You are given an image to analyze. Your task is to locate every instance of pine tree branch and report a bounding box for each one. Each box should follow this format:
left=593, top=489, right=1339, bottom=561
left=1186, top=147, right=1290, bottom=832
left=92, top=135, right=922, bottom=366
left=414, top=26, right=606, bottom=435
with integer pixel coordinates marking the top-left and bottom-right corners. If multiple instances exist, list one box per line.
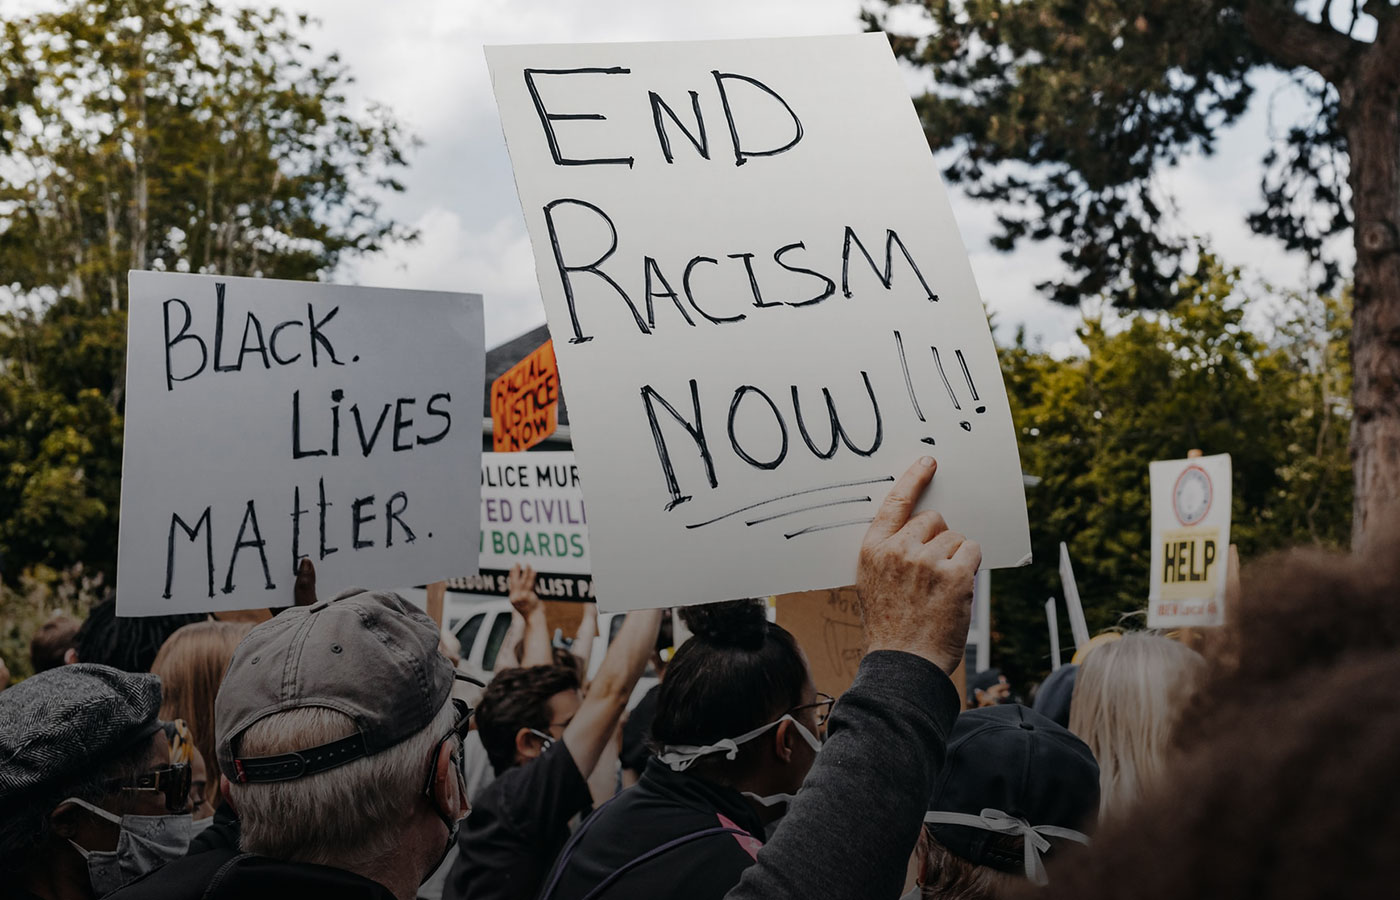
left=1241, top=0, right=1360, bottom=84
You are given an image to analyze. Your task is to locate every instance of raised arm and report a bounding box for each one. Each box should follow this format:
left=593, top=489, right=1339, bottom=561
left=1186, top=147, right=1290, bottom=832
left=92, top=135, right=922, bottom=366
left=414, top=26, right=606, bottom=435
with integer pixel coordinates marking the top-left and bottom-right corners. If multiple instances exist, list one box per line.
left=562, top=606, right=662, bottom=777
left=510, top=563, right=553, bottom=668
left=725, top=457, right=978, bottom=900
left=571, top=601, right=599, bottom=678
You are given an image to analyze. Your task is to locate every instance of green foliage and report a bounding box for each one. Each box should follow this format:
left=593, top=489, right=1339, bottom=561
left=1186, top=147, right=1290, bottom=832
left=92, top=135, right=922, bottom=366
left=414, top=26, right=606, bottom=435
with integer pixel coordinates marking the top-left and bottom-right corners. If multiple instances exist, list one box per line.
left=0, top=564, right=105, bottom=683
left=0, top=0, right=413, bottom=586
left=991, top=256, right=1352, bottom=686
left=865, top=0, right=1353, bottom=304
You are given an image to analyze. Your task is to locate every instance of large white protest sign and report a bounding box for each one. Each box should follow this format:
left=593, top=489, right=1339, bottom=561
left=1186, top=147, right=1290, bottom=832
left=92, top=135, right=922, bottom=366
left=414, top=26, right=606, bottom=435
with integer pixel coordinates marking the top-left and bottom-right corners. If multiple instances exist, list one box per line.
left=487, top=34, right=1031, bottom=611
left=1059, top=542, right=1090, bottom=652
left=118, top=272, right=484, bottom=616
left=1148, top=453, right=1231, bottom=628
left=452, top=451, right=594, bottom=600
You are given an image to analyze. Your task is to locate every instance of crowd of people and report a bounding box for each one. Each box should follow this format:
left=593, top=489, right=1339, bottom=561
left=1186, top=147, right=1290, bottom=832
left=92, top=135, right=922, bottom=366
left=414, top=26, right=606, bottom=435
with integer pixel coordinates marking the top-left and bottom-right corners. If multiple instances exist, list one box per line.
left=1, top=456, right=1395, bottom=900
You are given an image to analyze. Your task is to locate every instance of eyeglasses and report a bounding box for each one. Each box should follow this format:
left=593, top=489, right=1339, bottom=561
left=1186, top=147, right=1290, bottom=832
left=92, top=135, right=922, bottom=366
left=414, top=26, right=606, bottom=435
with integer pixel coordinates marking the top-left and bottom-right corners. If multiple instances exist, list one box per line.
left=103, top=763, right=192, bottom=813
left=422, top=673, right=484, bottom=800
left=787, top=692, right=836, bottom=727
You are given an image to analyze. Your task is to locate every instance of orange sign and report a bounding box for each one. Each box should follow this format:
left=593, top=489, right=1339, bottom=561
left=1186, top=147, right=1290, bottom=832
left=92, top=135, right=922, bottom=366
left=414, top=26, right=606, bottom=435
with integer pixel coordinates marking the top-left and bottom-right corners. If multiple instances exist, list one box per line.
left=492, top=340, right=560, bottom=452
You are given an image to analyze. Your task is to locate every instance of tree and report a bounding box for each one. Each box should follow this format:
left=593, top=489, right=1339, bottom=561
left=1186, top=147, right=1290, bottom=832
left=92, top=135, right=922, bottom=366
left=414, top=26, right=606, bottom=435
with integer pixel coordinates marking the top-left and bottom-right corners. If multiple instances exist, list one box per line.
left=866, top=0, right=1395, bottom=547
left=990, top=256, right=1352, bottom=685
left=0, top=0, right=415, bottom=581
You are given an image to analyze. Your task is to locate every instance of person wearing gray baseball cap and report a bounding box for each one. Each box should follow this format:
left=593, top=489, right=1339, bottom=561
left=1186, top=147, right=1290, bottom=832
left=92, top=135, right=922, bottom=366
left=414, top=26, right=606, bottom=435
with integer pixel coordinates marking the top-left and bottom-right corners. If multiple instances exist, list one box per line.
left=0, top=664, right=191, bottom=900
left=108, top=589, right=480, bottom=900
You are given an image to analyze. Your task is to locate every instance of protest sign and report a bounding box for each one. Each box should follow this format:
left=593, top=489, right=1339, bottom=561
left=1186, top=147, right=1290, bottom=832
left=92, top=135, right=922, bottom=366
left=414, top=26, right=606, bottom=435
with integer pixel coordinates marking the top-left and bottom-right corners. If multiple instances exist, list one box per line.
left=457, top=451, right=593, bottom=600
left=487, top=34, right=1031, bottom=611
left=1059, top=542, right=1090, bottom=652
left=118, top=272, right=485, bottom=616
left=774, top=586, right=863, bottom=698
left=492, top=339, right=560, bottom=451
left=1045, top=597, right=1062, bottom=671
left=1148, top=453, right=1232, bottom=628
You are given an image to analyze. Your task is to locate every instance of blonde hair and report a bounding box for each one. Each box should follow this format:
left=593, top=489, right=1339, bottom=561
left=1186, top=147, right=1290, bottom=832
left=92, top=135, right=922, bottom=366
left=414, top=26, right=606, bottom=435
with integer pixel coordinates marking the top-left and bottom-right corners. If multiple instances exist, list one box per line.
left=231, top=700, right=455, bottom=866
left=1069, top=632, right=1204, bottom=821
left=151, top=621, right=254, bottom=770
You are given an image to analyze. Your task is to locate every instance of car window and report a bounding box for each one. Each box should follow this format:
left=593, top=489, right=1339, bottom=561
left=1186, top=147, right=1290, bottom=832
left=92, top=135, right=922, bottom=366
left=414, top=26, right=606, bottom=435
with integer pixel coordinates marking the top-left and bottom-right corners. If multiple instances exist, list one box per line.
left=455, top=613, right=485, bottom=659
left=482, top=612, right=514, bottom=671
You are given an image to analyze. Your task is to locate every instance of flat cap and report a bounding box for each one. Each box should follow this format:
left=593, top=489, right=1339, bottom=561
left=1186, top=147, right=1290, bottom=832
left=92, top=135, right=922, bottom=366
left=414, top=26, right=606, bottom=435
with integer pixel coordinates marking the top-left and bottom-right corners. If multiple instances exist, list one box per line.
left=0, top=664, right=162, bottom=809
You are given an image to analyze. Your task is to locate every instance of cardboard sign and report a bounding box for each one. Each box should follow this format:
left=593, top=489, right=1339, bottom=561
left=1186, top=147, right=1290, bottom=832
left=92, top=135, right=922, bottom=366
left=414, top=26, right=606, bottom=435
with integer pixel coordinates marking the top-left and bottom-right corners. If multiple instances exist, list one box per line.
left=118, top=272, right=485, bottom=616
left=1045, top=597, right=1062, bottom=671
left=487, top=35, right=1031, bottom=611
left=491, top=339, right=560, bottom=451
left=774, top=586, right=864, bottom=698
left=456, top=451, right=594, bottom=600
left=1148, top=453, right=1231, bottom=628
left=1059, top=542, right=1090, bottom=652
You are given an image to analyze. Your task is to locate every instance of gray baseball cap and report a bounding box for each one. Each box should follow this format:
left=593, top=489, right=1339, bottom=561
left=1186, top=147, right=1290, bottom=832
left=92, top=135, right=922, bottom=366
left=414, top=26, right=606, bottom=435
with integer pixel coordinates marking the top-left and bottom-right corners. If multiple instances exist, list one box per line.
left=215, top=588, right=453, bottom=784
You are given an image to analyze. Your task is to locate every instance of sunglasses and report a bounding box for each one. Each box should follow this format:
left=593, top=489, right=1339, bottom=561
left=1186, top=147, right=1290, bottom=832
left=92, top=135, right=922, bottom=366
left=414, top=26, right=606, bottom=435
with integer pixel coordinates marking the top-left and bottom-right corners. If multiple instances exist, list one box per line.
left=104, top=763, right=192, bottom=813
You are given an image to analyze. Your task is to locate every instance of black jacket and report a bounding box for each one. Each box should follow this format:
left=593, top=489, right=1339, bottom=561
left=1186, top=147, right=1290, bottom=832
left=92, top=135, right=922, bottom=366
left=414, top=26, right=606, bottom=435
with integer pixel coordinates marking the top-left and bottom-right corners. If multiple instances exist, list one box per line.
left=541, top=757, right=768, bottom=900
left=106, top=851, right=396, bottom=900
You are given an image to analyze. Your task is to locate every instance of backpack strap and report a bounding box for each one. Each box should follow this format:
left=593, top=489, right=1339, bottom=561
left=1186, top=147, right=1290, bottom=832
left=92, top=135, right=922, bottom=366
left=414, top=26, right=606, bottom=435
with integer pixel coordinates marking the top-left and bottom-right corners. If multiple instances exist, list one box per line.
left=576, top=826, right=754, bottom=900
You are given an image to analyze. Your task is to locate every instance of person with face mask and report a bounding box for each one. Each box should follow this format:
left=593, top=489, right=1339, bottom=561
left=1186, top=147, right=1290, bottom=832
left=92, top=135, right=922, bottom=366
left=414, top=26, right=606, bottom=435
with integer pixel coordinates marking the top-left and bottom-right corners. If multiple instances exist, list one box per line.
left=0, top=664, right=193, bottom=900
left=539, top=598, right=827, bottom=900
left=105, top=590, right=478, bottom=900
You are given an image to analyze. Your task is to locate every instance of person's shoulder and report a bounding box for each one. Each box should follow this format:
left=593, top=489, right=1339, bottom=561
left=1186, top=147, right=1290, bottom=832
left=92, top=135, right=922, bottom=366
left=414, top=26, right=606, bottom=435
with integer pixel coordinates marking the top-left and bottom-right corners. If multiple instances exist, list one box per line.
left=107, top=848, right=241, bottom=900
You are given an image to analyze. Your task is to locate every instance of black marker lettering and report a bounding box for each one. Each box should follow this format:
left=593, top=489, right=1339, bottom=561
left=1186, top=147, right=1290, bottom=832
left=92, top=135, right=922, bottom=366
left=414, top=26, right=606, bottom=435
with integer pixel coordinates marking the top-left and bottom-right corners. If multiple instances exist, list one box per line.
left=729, top=252, right=780, bottom=308
left=728, top=384, right=789, bottom=470
left=213, top=283, right=237, bottom=372
left=353, top=402, right=391, bottom=456
left=641, top=380, right=717, bottom=510
left=385, top=491, right=416, bottom=546
left=292, top=390, right=327, bottom=459
left=291, top=486, right=308, bottom=573
left=774, top=242, right=836, bottom=306
left=523, top=67, right=635, bottom=167
left=236, top=313, right=271, bottom=370
left=712, top=71, right=804, bottom=166
left=643, top=256, right=696, bottom=327
left=392, top=398, right=416, bottom=451
left=544, top=198, right=650, bottom=342
left=318, top=477, right=338, bottom=560
left=649, top=90, right=709, bottom=163
left=307, top=305, right=346, bottom=366
left=683, top=256, right=746, bottom=324
left=842, top=227, right=938, bottom=301
left=269, top=319, right=303, bottom=365
left=223, top=500, right=275, bottom=594
left=418, top=393, right=453, bottom=446
left=163, top=298, right=207, bottom=391
left=163, top=507, right=213, bottom=599
left=791, top=371, right=884, bottom=459
left=352, top=495, right=376, bottom=549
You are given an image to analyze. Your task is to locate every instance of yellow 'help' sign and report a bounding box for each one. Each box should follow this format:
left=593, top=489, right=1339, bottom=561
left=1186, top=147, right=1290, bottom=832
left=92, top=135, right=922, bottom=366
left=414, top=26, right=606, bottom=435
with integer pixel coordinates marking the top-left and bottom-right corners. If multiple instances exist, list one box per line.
left=1148, top=453, right=1231, bottom=628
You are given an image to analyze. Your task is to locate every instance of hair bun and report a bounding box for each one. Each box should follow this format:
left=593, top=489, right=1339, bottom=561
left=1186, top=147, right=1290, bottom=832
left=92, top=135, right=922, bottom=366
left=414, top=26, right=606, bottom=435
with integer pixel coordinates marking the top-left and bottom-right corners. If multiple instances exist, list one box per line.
left=680, top=599, right=768, bottom=651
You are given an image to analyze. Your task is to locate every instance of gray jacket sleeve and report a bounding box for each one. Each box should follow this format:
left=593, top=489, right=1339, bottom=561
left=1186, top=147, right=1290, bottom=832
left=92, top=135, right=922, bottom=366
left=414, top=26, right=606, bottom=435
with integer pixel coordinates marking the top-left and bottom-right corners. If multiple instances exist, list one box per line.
left=723, top=650, right=962, bottom=900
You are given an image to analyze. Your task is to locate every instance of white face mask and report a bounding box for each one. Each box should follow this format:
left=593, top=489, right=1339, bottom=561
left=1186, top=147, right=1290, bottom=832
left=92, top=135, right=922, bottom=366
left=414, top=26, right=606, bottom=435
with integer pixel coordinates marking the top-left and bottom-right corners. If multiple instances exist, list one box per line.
left=657, top=713, right=823, bottom=772
left=64, top=797, right=192, bottom=897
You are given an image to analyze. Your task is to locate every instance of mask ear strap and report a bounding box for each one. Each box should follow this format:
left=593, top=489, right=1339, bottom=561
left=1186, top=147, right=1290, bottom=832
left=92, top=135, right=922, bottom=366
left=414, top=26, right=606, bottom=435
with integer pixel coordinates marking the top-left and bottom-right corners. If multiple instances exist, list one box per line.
left=60, top=797, right=122, bottom=826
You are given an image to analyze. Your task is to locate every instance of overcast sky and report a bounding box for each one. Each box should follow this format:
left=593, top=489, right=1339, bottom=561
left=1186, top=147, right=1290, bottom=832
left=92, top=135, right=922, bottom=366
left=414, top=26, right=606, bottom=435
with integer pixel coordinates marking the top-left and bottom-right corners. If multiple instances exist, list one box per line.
left=4, top=0, right=1354, bottom=353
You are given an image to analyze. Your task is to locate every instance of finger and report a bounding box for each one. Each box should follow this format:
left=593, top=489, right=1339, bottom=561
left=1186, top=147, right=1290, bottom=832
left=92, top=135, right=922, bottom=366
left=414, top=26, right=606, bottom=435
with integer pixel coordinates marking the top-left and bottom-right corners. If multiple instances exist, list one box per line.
left=864, top=457, right=937, bottom=545
left=951, top=538, right=983, bottom=573
left=897, top=510, right=948, bottom=546
left=523, top=565, right=536, bottom=588
left=294, top=559, right=317, bottom=607
left=921, top=528, right=965, bottom=561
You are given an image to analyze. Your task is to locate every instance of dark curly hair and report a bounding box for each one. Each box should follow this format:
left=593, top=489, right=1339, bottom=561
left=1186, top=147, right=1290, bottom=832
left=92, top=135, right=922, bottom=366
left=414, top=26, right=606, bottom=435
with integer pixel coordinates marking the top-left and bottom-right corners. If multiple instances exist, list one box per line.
left=649, top=599, right=809, bottom=775
left=476, top=665, right=581, bottom=775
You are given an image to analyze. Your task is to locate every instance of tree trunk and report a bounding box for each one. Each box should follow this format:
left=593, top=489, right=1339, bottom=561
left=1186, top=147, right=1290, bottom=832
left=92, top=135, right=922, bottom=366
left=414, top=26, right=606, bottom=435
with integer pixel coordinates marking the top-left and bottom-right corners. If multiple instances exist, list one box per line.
left=1344, top=54, right=1400, bottom=551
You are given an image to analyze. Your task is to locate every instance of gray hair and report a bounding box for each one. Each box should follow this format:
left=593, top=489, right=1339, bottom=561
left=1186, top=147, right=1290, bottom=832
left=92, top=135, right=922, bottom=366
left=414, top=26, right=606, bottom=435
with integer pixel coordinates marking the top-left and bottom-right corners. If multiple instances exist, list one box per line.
left=1069, top=632, right=1205, bottom=821
left=232, top=699, right=455, bottom=866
